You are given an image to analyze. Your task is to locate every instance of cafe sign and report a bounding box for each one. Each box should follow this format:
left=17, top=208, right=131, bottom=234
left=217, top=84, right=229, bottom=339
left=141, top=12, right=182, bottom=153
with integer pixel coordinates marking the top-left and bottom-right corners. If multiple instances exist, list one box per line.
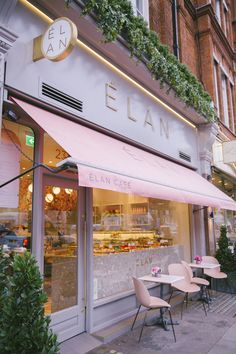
left=33, top=17, right=78, bottom=62
left=223, top=140, right=236, bottom=164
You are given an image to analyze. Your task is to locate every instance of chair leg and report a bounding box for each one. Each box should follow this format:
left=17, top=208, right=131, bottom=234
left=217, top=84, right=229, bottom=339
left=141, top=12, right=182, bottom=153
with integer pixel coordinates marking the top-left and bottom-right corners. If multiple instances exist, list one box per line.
left=168, top=289, right=174, bottom=304
left=201, top=296, right=207, bottom=316
left=138, top=310, right=147, bottom=342
left=181, top=293, right=187, bottom=319
left=185, top=292, right=189, bottom=309
left=131, top=305, right=141, bottom=331
left=168, top=309, right=176, bottom=342
left=207, top=287, right=211, bottom=303
left=202, top=286, right=210, bottom=310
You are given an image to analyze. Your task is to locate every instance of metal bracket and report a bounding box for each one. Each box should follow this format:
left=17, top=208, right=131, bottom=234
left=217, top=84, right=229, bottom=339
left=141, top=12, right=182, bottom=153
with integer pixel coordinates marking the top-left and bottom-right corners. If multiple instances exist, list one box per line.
left=0, top=163, right=70, bottom=189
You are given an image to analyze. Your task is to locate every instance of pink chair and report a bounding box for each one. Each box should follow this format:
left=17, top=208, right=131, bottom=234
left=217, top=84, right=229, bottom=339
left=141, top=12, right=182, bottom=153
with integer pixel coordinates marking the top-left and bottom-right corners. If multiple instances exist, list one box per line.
left=132, top=277, right=176, bottom=342
left=168, top=263, right=207, bottom=318
left=202, top=256, right=227, bottom=279
left=181, top=260, right=210, bottom=307
left=201, top=256, right=230, bottom=294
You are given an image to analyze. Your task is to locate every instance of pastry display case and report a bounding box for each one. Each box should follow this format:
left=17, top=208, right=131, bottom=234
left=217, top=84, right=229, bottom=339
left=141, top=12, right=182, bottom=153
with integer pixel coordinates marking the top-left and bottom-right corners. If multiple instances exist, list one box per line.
left=93, top=231, right=173, bottom=255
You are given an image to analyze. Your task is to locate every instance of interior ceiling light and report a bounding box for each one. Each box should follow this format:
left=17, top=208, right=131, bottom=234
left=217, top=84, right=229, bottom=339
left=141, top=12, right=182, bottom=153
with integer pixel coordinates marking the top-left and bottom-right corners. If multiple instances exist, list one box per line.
left=28, top=183, right=33, bottom=193
left=65, top=188, right=73, bottom=195
left=45, top=193, right=54, bottom=203
left=52, top=186, right=61, bottom=195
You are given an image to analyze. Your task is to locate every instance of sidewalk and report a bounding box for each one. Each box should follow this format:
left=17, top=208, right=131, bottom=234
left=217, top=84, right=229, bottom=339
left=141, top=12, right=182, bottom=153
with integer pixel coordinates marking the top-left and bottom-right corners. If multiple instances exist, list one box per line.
left=60, top=292, right=236, bottom=354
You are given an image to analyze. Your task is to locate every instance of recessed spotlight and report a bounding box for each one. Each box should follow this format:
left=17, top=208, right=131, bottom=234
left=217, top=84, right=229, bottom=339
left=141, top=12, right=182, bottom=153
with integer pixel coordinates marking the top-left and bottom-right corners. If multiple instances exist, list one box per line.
left=52, top=187, right=61, bottom=195
left=45, top=193, right=54, bottom=203
left=65, top=188, right=73, bottom=195
left=28, top=183, right=33, bottom=193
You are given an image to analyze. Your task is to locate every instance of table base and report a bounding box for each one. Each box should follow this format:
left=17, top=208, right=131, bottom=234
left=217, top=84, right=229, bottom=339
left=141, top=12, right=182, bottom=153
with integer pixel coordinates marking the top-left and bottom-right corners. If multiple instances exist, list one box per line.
left=146, top=316, right=180, bottom=331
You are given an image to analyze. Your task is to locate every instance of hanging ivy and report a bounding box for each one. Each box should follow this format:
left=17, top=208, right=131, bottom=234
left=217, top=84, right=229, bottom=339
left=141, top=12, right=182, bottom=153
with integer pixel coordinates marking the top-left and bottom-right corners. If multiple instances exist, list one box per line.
left=81, top=0, right=217, bottom=122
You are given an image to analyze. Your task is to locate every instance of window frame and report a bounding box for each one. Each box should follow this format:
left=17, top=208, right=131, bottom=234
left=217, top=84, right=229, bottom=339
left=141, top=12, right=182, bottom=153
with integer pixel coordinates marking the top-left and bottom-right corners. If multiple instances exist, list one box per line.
left=215, top=0, right=221, bottom=25
left=221, top=72, right=230, bottom=128
left=130, top=0, right=149, bottom=26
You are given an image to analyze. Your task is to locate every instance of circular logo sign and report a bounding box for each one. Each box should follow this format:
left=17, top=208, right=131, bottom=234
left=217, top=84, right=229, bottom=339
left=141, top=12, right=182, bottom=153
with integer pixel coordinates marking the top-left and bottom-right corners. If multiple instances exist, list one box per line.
left=41, top=17, right=78, bottom=62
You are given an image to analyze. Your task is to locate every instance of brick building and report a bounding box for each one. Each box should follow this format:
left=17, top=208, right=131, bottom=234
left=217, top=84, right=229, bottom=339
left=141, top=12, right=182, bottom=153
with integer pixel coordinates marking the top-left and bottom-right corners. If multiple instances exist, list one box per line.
left=149, top=0, right=236, bottom=244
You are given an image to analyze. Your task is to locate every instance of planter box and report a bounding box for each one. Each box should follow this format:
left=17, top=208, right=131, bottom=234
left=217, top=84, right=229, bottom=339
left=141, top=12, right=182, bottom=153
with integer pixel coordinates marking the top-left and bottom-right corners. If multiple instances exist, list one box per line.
left=213, top=271, right=236, bottom=294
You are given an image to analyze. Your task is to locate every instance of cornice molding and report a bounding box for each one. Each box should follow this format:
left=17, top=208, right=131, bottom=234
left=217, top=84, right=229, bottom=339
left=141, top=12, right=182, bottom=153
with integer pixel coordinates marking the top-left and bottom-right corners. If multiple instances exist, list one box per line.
left=184, top=1, right=235, bottom=61
left=196, top=4, right=235, bottom=59
left=0, top=26, right=18, bottom=55
left=184, top=0, right=196, bottom=19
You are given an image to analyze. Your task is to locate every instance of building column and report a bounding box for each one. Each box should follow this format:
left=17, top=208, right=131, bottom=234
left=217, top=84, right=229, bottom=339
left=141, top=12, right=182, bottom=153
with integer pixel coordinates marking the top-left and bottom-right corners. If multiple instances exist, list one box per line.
left=198, top=122, right=218, bottom=179
left=0, top=0, right=18, bottom=138
left=193, top=122, right=219, bottom=256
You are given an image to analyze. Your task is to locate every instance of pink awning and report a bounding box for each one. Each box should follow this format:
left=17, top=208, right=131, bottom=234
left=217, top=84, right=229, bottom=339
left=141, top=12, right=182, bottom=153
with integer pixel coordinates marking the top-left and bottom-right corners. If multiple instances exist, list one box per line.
left=13, top=98, right=236, bottom=210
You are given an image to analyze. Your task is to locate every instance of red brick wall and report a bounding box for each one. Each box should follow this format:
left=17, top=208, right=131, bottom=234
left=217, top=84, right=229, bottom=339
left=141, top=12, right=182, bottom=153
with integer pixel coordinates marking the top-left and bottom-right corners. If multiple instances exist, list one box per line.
left=149, top=0, right=236, bottom=133
left=149, top=0, right=174, bottom=53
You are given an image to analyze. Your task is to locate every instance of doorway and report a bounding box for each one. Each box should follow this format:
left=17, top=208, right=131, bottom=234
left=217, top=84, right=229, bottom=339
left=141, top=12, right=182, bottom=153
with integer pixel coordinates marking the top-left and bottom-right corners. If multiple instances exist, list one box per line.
left=43, top=175, right=86, bottom=341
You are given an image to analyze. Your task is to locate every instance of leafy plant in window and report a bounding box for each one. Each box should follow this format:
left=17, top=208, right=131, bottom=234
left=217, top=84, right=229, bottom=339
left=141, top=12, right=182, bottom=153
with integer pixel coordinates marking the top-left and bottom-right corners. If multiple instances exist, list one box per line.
left=81, top=0, right=217, bottom=122
left=0, top=251, right=59, bottom=354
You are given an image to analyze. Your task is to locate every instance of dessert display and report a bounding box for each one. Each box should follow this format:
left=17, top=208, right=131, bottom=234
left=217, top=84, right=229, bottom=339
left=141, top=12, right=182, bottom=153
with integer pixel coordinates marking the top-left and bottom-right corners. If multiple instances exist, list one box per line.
left=93, top=231, right=173, bottom=255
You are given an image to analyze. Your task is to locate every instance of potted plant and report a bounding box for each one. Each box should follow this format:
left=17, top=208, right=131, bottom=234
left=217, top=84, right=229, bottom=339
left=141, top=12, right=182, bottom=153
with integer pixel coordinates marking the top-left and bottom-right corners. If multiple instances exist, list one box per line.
left=215, top=224, right=236, bottom=293
left=0, top=250, right=59, bottom=354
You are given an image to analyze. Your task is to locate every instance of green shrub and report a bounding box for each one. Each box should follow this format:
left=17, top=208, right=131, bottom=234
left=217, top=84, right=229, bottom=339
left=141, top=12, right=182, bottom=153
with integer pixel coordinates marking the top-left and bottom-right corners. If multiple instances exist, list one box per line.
left=0, top=251, right=59, bottom=354
left=215, top=224, right=235, bottom=273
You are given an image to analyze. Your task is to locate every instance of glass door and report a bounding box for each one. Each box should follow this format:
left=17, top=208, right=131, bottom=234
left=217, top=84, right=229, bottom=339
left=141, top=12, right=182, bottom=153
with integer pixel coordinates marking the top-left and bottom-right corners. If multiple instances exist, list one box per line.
left=43, top=176, right=85, bottom=339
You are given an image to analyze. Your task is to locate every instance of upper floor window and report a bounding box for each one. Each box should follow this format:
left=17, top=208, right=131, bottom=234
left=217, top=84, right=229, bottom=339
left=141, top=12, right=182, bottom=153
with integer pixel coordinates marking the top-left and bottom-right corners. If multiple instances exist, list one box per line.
left=215, top=0, right=221, bottom=25
left=229, top=83, right=235, bottom=133
left=130, top=0, right=149, bottom=25
left=213, top=60, right=220, bottom=116
left=221, top=73, right=229, bottom=127
left=223, top=2, right=229, bottom=38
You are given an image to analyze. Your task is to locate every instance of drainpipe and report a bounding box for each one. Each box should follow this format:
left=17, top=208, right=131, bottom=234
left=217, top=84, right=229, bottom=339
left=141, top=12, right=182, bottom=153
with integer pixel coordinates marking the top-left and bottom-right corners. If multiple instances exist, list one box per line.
left=172, top=0, right=180, bottom=60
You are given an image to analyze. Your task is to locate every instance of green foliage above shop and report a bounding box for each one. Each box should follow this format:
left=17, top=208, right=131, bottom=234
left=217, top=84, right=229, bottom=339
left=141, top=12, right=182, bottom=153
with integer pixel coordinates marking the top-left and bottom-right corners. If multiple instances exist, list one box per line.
left=81, top=0, right=217, bottom=123
left=0, top=250, right=59, bottom=354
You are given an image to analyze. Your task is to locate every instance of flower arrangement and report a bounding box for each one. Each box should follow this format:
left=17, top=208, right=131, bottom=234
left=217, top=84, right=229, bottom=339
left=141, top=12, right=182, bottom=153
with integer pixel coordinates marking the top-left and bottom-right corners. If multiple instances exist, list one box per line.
left=194, top=255, right=202, bottom=264
left=151, top=266, right=161, bottom=277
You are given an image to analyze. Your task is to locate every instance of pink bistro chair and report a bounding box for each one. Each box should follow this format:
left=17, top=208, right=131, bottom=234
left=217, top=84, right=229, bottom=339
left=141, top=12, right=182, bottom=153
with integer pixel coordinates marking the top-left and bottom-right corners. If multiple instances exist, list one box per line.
left=201, top=256, right=230, bottom=294
left=181, top=260, right=211, bottom=308
left=168, top=263, right=207, bottom=319
left=132, top=277, right=176, bottom=343
left=201, top=256, right=227, bottom=279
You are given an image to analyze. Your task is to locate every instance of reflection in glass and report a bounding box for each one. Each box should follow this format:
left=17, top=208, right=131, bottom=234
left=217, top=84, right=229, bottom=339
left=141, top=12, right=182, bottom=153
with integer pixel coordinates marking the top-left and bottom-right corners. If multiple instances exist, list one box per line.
left=93, top=189, right=190, bottom=300
left=44, top=186, right=78, bottom=314
left=0, top=120, right=34, bottom=252
left=93, top=189, right=190, bottom=256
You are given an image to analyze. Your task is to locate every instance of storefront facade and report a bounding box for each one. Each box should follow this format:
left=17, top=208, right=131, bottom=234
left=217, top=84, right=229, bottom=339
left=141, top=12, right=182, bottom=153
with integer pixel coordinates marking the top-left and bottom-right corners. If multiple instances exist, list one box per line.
left=1, top=0, right=236, bottom=342
left=212, top=139, right=236, bottom=245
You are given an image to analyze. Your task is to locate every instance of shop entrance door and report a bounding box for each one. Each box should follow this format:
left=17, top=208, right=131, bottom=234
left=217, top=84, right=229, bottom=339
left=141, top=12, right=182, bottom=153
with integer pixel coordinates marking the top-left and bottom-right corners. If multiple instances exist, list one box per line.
left=43, top=175, right=85, bottom=341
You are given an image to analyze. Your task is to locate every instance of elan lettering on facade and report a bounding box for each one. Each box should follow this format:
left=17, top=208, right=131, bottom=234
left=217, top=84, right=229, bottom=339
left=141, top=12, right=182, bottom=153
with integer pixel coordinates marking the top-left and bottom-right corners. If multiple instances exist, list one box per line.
left=105, top=82, right=170, bottom=139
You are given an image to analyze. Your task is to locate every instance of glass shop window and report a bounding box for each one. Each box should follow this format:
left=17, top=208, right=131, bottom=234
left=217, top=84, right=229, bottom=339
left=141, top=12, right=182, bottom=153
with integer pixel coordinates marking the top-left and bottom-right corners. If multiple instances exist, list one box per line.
left=0, top=120, right=34, bottom=252
left=93, top=189, right=190, bottom=300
